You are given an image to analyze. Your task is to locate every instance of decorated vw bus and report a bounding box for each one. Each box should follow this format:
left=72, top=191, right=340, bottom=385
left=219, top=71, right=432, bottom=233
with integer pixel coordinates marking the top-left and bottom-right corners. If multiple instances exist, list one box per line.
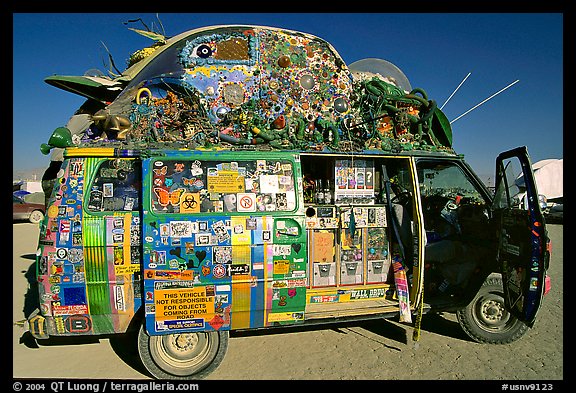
left=27, top=24, right=550, bottom=379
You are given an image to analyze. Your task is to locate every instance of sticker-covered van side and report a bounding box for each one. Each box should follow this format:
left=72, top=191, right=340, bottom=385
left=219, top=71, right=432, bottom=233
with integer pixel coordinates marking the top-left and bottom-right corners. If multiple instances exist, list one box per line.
left=142, top=152, right=307, bottom=335
left=37, top=157, right=142, bottom=336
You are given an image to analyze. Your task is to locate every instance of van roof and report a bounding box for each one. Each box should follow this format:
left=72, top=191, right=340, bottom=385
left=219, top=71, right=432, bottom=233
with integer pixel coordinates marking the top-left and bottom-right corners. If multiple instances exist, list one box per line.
left=47, top=24, right=456, bottom=158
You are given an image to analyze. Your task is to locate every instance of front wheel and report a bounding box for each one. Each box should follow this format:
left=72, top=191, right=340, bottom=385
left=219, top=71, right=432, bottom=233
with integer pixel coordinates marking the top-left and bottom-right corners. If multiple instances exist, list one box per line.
left=456, top=275, right=529, bottom=344
left=137, top=323, right=229, bottom=380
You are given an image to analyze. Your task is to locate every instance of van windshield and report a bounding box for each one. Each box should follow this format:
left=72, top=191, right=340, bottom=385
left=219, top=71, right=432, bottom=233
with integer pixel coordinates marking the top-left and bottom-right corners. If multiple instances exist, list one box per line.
left=418, top=163, right=484, bottom=203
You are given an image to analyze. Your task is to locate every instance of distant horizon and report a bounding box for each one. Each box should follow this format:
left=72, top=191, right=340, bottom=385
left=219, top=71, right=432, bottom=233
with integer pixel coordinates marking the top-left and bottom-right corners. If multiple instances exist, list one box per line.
left=12, top=166, right=498, bottom=189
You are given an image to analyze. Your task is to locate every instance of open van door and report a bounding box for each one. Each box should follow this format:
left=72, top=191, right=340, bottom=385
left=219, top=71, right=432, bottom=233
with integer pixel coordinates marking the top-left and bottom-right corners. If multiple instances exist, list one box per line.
left=492, top=146, right=548, bottom=327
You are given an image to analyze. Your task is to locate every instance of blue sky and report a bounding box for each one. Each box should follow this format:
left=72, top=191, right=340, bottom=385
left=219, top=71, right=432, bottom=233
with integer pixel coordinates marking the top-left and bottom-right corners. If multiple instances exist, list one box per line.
left=13, top=13, right=563, bottom=183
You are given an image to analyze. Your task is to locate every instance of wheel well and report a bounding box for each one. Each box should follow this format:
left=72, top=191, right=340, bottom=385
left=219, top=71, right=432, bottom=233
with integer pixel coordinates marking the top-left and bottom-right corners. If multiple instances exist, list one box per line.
left=125, top=307, right=145, bottom=334
left=428, top=270, right=502, bottom=313
left=461, top=271, right=502, bottom=303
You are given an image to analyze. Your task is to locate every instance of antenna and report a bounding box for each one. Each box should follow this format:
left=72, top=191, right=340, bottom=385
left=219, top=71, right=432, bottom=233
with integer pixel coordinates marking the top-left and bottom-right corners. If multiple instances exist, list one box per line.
left=450, top=79, right=520, bottom=124
left=100, top=41, right=123, bottom=77
left=440, top=72, right=471, bottom=110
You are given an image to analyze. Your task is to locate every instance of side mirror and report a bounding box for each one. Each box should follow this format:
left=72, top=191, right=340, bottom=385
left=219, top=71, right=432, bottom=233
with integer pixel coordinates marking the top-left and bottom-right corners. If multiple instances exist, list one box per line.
left=538, top=194, right=548, bottom=212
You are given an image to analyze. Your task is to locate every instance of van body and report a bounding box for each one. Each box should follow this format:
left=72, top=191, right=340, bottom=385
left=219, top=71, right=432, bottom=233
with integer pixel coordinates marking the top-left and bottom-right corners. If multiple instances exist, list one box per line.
left=27, top=24, right=550, bottom=379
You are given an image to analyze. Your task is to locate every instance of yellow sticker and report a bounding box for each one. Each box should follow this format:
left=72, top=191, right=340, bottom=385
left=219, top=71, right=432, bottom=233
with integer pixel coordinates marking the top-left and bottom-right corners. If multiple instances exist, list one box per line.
left=273, top=260, right=290, bottom=275
left=155, top=287, right=215, bottom=321
left=207, top=170, right=245, bottom=193
left=267, top=312, right=300, bottom=323
left=180, top=192, right=201, bottom=213
left=114, top=264, right=140, bottom=275
left=48, top=204, right=59, bottom=218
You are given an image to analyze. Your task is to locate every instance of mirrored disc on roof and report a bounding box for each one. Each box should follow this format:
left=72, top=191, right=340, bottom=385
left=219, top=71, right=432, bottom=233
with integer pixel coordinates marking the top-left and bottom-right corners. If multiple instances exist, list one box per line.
left=349, top=58, right=412, bottom=93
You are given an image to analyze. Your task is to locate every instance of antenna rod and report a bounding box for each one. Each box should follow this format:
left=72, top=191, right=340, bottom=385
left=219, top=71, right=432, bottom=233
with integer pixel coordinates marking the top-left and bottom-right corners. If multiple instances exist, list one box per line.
left=440, top=72, right=471, bottom=110
left=450, top=79, right=520, bottom=124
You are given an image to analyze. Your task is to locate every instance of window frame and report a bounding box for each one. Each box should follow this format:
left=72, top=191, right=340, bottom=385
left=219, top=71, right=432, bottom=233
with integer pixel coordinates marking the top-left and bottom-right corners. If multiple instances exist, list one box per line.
left=147, top=156, right=300, bottom=216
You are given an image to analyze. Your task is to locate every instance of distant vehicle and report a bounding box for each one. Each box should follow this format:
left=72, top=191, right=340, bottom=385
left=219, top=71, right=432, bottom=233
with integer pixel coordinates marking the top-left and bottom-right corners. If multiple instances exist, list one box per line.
left=13, top=180, right=43, bottom=194
left=516, top=158, right=562, bottom=220
left=13, top=195, right=45, bottom=224
left=545, top=203, right=563, bottom=224
left=13, top=190, right=31, bottom=198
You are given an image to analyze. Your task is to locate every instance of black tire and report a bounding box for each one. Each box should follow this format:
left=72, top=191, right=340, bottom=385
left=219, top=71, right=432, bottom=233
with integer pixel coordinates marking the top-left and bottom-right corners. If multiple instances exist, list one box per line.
left=137, top=323, right=229, bottom=380
left=456, top=275, right=529, bottom=344
left=29, top=210, right=44, bottom=224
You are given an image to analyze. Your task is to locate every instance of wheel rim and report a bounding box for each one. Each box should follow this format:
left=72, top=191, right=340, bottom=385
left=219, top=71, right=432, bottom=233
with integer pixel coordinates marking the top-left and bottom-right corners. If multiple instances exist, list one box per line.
left=30, top=211, right=44, bottom=223
left=472, top=291, right=515, bottom=333
left=149, top=332, right=216, bottom=377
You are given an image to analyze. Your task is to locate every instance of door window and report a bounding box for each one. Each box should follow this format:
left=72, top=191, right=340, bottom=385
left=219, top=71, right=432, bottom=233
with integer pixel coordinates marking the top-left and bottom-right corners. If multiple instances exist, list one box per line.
left=87, top=159, right=141, bottom=212
left=150, top=159, right=297, bottom=214
left=417, top=160, right=492, bottom=295
left=417, top=161, right=488, bottom=238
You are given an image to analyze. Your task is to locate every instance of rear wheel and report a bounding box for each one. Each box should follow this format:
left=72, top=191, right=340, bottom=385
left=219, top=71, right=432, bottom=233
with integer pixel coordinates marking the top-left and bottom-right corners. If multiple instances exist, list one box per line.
left=456, top=275, right=529, bottom=344
left=137, top=323, right=228, bottom=380
left=29, top=210, right=44, bottom=224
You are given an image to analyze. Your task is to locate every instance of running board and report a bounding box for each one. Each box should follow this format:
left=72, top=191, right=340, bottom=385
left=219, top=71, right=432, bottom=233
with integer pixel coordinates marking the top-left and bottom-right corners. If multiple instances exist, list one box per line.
left=305, top=298, right=401, bottom=320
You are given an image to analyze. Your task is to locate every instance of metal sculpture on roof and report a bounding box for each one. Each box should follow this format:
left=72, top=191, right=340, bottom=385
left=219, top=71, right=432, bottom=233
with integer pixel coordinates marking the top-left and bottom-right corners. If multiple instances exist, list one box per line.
left=41, top=23, right=454, bottom=156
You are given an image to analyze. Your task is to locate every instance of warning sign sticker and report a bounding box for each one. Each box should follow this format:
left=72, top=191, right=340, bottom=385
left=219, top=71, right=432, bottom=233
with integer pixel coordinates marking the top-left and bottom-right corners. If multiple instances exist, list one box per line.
left=207, top=170, right=245, bottom=193
left=155, top=287, right=215, bottom=321
left=237, top=193, right=256, bottom=212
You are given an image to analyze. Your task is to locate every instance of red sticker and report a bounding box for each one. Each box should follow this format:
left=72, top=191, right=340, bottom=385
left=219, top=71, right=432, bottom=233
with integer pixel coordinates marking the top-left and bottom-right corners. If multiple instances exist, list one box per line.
left=209, top=314, right=225, bottom=330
